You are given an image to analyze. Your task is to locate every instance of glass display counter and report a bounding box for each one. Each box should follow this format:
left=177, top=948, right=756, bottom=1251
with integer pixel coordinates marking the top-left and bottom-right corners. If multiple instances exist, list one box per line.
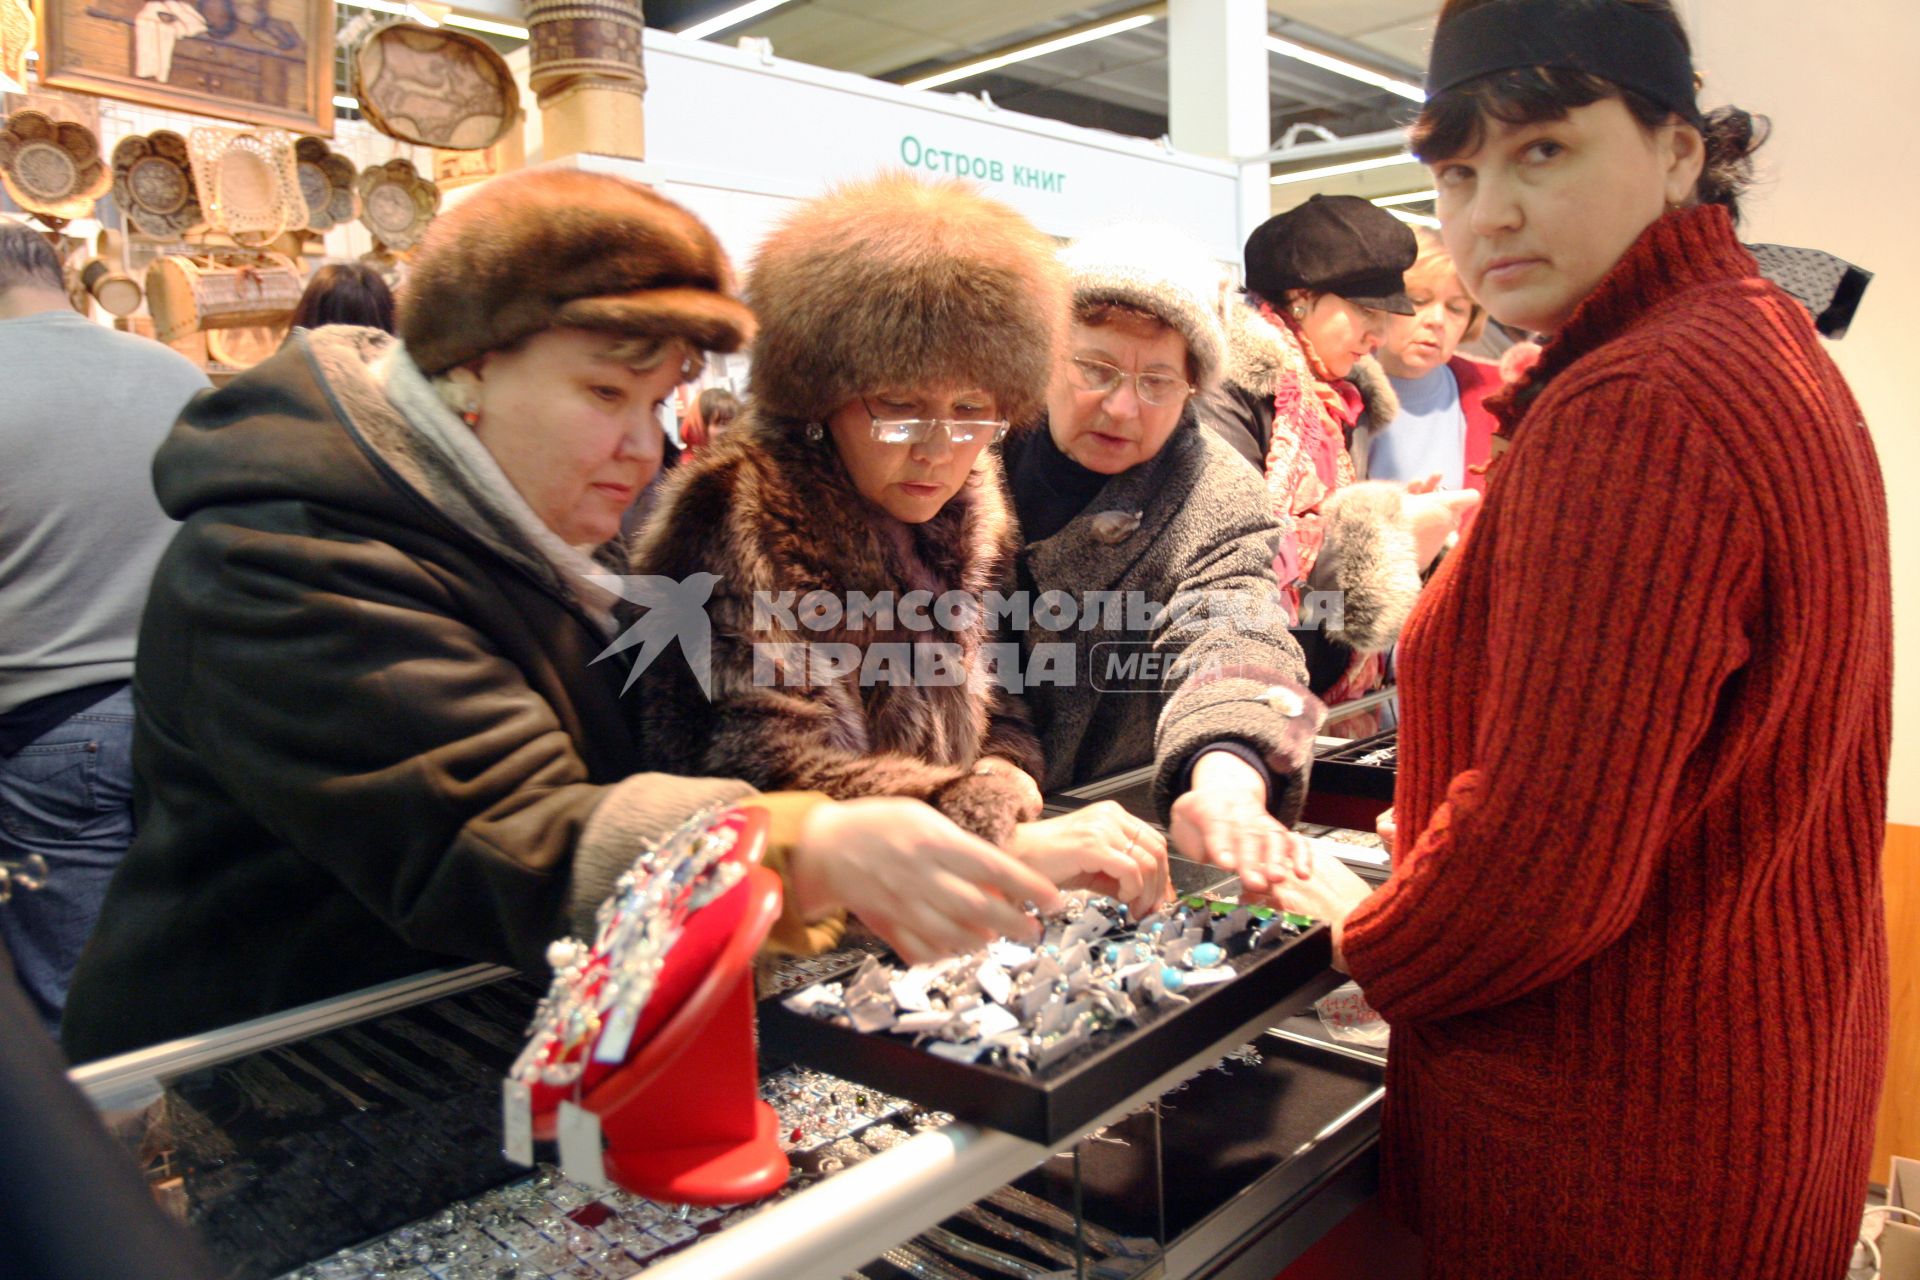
left=70, top=841, right=1386, bottom=1280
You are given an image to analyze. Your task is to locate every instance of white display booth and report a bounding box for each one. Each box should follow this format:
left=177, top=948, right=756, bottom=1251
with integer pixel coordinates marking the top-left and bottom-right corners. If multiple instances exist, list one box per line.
left=507, top=28, right=1247, bottom=269
left=489, top=28, right=1249, bottom=422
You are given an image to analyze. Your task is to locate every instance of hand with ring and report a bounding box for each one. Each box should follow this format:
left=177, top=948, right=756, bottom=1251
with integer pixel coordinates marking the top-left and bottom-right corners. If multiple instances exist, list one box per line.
left=1006, top=800, right=1170, bottom=918
left=786, top=797, right=1062, bottom=964
left=1169, top=749, right=1313, bottom=895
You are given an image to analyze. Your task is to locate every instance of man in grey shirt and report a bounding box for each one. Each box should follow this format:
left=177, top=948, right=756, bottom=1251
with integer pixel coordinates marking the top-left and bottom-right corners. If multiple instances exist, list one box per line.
left=0, top=222, right=208, bottom=1031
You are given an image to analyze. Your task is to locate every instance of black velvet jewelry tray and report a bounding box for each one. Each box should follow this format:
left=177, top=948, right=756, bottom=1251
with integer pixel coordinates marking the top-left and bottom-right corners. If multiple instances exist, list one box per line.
left=758, top=917, right=1332, bottom=1146
left=1300, top=725, right=1399, bottom=830
left=1308, top=726, right=1399, bottom=801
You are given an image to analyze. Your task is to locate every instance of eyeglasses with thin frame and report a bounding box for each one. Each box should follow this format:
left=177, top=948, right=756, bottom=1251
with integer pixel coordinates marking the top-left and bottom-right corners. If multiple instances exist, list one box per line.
left=1065, top=355, right=1193, bottom=407
left=863, top=397, right=1010, bottom=446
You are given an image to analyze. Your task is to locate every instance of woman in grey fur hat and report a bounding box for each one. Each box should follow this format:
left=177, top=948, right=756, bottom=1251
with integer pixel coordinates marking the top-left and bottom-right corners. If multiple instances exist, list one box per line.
left=1004, top=223, right=1323, bottom=884
left=631, top=174, right=1171, bottom=930
left=63, top=168, right=1063, bottom=1062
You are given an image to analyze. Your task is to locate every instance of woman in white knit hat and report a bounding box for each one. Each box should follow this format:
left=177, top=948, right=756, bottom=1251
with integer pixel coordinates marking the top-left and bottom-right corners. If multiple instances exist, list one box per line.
left=1004, top=224, right=1322, bottom=885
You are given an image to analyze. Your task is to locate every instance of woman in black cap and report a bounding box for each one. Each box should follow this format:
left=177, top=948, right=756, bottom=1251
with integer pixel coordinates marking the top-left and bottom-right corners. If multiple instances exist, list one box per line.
left=1199, top=194, right=1477, bottom=703
left=1244, top=2, right=1891, bottom=1276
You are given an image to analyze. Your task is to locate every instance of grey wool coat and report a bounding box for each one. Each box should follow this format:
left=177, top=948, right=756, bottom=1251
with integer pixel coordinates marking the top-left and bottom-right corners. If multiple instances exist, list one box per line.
left=1010, top=416, right=1324, bottom=823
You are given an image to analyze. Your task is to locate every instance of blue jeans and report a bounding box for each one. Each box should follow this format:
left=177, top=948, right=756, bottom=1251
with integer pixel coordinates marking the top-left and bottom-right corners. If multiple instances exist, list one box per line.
left=0, top=685, right=136, bottom=1032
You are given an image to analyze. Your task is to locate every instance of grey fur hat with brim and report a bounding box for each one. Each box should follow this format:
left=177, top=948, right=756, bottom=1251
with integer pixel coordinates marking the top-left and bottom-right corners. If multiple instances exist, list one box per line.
left=1058, top=223, right=1229, bottom=393
left=745, top=172, right=1067, bottom=428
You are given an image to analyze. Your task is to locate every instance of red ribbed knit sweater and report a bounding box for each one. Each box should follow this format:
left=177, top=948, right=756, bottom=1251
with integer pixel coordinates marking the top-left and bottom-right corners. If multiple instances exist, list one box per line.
left=1342, top=206, right=1891, bottom=1279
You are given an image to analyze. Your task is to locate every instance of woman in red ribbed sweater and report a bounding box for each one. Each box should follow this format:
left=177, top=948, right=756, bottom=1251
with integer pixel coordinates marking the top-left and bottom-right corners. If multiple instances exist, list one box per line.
left=1238, top=1, right=1893, bottom=1275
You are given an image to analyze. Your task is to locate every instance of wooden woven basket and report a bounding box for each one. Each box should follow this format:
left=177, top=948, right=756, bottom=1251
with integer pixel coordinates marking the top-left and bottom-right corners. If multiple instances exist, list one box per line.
left=146, top=251, right=302, bottom=343
left=352, top=20, right=520, bottom=150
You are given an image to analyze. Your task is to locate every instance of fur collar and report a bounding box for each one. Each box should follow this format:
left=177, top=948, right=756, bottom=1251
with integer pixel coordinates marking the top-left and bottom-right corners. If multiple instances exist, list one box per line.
left=635, top=409, right=1017, bottom=632
left=1221, top=300, right=1400, bottom=425
left=629, top=408, right=1019, bottom=768
left=303, top=326, right=618, bottom=632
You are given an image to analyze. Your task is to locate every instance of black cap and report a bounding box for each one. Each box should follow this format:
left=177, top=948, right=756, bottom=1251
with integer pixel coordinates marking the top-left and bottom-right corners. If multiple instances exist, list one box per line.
left=1244, top=194, right=1419, bottom=315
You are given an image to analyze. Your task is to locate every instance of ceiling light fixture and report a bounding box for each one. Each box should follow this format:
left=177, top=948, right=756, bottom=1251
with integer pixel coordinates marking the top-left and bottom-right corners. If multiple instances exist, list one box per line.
left=1270, top=153, right=1417, bottom=185
left=1267, top=36, right=1424, bottom=102
left=906, top=13, right=1159, bottom=91
left=679, top=0, right=799, bottom=41
left=1372, top=189, right=1439, bottom=207
left=1387, top=208, right=1441, bottom=229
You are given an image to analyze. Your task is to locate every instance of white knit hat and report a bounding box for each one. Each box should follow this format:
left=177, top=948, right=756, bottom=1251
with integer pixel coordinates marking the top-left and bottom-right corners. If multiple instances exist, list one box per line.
left=1058, top=222, right=1229, bottom=393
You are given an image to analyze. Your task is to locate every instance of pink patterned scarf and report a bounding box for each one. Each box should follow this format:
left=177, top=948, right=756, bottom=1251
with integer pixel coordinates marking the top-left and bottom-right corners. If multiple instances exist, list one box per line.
left=1255, top=300, right=1358, bottom=612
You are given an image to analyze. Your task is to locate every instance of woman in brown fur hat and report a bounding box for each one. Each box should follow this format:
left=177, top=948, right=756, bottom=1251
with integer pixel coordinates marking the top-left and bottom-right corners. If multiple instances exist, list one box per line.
left=632, top=174, right=1170, bottom=928
left=64, top=169, right=1062, bottom=1061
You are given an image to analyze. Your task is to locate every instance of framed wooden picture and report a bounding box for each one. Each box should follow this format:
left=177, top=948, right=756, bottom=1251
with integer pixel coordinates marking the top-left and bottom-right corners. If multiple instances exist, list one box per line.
left=35, top=0, right=334, bottom=134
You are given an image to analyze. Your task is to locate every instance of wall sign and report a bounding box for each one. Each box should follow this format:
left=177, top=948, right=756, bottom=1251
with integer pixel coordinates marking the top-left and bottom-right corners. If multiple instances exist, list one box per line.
left=638, top=30, right=1240, bottom=259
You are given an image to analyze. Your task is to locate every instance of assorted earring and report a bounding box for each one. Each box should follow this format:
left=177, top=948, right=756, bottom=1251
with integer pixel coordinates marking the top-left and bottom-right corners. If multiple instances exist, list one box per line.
left=781, top=889, right=1313, bottom=1076
left=435, top=369, right=484, bottom=427
left=803, top=421, right=825, bottom=443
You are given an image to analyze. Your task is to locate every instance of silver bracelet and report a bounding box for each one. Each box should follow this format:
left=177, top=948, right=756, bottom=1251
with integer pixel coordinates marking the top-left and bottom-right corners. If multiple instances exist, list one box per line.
left=267, top=1045, right=376, bottom=1111
left=430, top=991, right=534, bottom=1053
left=304, top=1035, right=433, bottom=1108
left=956, top=1205, right=1078, bottom=1268
left=371, top=1015, right=496, bottom=1086
left=882, top=1243, right=974, bottom=1280
left=924, top=1224, right=1050, bottom=1280
left=985, top=1186, right=1133, bottom=1258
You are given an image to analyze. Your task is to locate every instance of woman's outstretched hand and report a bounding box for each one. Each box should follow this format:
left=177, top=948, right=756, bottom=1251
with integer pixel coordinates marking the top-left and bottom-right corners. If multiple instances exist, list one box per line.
left=786, top=797, right=1062, bottom=964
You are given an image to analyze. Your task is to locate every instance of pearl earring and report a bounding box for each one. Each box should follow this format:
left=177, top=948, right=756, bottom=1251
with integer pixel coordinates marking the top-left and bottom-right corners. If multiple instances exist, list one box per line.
left=804, top=422, right=825, bottom=443
left=1291, top=304, right=1308, bottom=319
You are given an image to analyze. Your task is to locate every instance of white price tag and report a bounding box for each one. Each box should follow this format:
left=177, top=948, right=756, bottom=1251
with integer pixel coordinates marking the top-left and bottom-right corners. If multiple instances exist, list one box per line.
left=1182, top=965, right=1237, bottom=987
left=595, top=1003, right=637, bottom=1064
left=501, top=1078, right=534, bottom=1167
left=557, top=1099, right=610, bottom=1188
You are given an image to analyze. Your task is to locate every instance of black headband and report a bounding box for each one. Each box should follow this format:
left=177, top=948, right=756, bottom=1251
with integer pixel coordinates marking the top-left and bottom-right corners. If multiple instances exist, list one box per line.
left=1426, top=0, right=1704, bottom=126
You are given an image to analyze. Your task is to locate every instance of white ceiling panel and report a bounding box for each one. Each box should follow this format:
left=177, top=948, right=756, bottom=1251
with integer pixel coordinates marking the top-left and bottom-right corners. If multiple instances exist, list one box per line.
left=1269, top=0, right=1438, bottom=38
left=848, top=0, right=1115, bottom=46
left=745, top=10, right=935, bottom=71
left=694, top=1, right=1442, bottom=144
left=1355, top=16, right=1438, bottom=68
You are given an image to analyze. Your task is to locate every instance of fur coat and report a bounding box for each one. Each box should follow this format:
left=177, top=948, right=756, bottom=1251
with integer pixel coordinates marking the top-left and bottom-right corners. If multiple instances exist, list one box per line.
left=1195, top=301, right=1423, bottom=697
left=629, top=411, right=1045, bottom=846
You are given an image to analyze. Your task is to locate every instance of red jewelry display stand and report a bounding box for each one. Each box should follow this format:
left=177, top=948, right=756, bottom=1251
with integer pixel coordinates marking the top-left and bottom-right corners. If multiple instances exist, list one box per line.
left=523, top=806, right=789, bottom=1205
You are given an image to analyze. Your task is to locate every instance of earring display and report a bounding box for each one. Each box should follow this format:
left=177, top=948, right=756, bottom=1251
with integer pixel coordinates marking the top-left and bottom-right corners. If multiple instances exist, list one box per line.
left=763, top=889, right=1330, bottom=1145
left=508, top=805, right=747, bottom=1095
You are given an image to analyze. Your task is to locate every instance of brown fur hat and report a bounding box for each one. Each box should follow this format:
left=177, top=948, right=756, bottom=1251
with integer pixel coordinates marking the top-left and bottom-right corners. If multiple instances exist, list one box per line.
left=398, top=168, right=755, bottom=376
left=745, top=172, right=1067, bottom=427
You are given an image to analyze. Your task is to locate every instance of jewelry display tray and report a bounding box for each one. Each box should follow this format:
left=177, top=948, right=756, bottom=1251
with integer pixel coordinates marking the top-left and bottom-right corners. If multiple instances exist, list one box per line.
left=1307, top=726, right=1399, bottom=802
left=759, top=918, right=1332, bottom=1146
